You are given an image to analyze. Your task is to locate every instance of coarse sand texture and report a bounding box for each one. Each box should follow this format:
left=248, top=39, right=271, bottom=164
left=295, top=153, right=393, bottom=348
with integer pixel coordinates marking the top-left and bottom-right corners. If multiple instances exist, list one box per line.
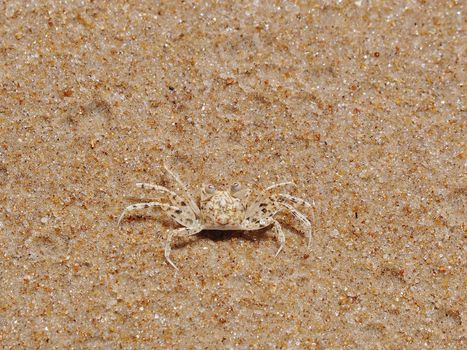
left=0, top=1, right=465, bottom=349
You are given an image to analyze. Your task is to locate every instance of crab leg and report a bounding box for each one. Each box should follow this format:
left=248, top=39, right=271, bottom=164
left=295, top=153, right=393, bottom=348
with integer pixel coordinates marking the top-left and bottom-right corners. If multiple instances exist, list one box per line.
left=264, top=181, right=296, bottom=192
left=278, top=202, right=313, bottom=249
left=117, top=201, right=181, bottom=225
left=136, top=183, right=180, bottom=197
left=249, top=182, right=295, bottom=214
left=273, top=220, right=286, bottom=256
left=136, top=183, right=198, bottom=216
left=277, top=194, right=312, bottom=208
left=165, top=226, right=203, bottom=270
left=163, top=162, right=200, bottom=215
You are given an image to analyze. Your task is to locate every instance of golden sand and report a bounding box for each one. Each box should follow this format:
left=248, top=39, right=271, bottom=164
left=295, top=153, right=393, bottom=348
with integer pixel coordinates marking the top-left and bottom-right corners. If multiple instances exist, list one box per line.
left=0, top=1, right=464, bottom=349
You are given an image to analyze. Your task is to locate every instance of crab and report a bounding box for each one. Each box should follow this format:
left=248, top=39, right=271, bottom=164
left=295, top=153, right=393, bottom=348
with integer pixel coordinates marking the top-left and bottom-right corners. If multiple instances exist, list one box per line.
left=118, top=163, right=315, bottom=269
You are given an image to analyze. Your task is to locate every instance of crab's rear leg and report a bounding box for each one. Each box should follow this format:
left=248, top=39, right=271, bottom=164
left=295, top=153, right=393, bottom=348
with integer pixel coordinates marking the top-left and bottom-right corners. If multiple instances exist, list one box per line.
left=165, top=226, right=203, bottom=270
left=244, top=197, right=313, bottom=252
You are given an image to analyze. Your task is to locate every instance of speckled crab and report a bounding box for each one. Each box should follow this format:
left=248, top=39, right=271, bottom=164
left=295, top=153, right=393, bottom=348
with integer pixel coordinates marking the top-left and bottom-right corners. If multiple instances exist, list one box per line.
left=118, top=163, right=314, bottom=269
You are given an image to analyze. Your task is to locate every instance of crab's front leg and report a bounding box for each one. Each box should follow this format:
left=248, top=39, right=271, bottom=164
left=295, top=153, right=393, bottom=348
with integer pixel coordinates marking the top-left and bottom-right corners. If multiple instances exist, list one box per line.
left=118, top=201, right=182, bottom=225
left=136, top=182, right=200, bottom=215
left=118, top=200, right=199, bottom=230
left=135, top=182, right=198, bottom=226
left=273, top=220, right=285, bottom=256
left=163, top=162, right=200, bottom=215
left=269, top=194, right=314, bottom=249
left=243, top=195, right=314, bottom=252
left=165, top=225, right=203, bottom=270
left=276, top=193, right=313, bottom=208
left=277, top=201, right=313, bottom=249
left=241, top=216, right=286, bottom=258
left=241, top=201, right=285, bottom=254
left=119, top=199, right=203, bottom=269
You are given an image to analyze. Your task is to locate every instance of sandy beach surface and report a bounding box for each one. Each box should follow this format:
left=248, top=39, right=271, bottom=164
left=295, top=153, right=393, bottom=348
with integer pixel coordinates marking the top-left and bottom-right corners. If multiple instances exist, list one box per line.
left=0, top=1, right=465, bottom=349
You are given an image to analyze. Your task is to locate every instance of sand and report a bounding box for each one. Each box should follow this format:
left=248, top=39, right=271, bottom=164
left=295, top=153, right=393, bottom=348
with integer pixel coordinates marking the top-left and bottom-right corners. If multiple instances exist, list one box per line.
left=0, top=1, right=465, bottom=349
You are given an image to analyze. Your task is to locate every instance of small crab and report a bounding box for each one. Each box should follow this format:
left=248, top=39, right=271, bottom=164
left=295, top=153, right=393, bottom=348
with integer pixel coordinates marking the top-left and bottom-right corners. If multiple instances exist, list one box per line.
left=118, top=163, right=315, bottom=269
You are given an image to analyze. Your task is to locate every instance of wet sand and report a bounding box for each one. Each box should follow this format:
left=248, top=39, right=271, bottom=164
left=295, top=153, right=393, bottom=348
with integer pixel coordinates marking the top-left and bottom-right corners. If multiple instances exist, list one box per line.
left=0, top=1, right=465, bottom=349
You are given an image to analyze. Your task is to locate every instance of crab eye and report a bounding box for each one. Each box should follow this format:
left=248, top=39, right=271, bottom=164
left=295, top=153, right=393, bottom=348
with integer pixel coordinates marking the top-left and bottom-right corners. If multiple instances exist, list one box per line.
left=231, top=182, right=241, bottom=192
left=206, top=184, right=216, bottom=194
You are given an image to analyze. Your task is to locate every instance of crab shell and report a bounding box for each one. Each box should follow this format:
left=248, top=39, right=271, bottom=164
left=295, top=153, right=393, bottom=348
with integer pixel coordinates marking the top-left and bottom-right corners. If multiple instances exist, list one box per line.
left=200, top=184, right=248, bottom=229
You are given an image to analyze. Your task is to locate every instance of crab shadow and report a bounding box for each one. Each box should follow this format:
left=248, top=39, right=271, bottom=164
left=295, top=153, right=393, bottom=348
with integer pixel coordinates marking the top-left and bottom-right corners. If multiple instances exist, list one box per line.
left=171, top=223, right=303, bottom=250
left=120, top=212, right=306, bottom=250
left=170, top=229, right=267, bottom=250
